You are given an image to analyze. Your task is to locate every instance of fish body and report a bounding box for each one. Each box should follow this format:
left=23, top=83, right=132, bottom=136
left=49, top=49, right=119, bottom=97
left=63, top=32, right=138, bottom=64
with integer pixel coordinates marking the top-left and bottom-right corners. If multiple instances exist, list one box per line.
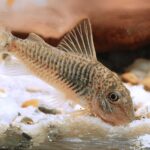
left=0, top=19, right=135, bottom=125
left=13, top=39, right=96, bottom=104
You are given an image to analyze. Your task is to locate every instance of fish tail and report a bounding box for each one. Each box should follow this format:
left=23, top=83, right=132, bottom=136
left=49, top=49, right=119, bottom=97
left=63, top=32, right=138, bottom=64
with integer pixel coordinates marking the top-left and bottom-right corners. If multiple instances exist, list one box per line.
left=0, top=29, right=14, bottom=54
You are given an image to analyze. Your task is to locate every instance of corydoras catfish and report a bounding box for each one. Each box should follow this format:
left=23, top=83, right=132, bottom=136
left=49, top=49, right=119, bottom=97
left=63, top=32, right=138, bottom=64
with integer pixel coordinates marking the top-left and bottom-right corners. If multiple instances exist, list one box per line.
left=0, top=19, right=135, bottom=125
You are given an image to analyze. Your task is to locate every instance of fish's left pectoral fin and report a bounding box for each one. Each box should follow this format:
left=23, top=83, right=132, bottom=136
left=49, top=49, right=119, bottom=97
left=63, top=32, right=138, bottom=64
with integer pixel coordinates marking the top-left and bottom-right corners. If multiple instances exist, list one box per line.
left=69, top=109, right=91, bottom=117
left=57, top=18, right=97, bottom=61
left=0, top=56, right=30, bottom=76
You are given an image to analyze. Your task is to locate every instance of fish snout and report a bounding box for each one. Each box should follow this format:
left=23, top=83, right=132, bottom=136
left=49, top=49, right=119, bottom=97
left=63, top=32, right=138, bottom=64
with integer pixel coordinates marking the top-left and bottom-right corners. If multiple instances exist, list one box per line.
left=92, top=103, right=135, bottom=126
left=127, top=108, right=135, bottom=122
left=112, top=109, right=135, bottom=126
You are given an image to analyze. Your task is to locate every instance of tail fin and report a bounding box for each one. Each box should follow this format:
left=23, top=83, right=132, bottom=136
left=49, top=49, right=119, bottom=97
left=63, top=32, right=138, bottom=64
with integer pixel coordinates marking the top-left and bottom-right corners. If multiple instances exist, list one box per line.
left=0, top=27, right=13, bottom=52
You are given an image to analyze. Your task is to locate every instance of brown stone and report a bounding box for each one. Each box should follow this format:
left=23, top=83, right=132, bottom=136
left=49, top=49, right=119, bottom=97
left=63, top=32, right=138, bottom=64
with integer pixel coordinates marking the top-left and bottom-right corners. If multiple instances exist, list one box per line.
left=26, top=87, right=43, bottom=93
left=147, top=113, right=150, bottom=118
left=21, top=99, right=39, bottom=108
left=121, top=72, right=140, bottom=85
left=38, top=106, right=61, bottom=115
left=0, top=0, right=150, bottom=52
left=0, top=88, right=5, bottom=93
left=21, top=117, right=34, bottom=125
left=142, top=77, right=150, bottom=92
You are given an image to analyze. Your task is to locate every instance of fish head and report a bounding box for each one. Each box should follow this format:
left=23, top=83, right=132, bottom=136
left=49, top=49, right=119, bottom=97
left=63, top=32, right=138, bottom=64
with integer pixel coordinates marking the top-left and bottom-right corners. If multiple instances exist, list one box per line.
left=92, top=71, right=135, bottom=126
left=0, top=29, right=12, bottom=52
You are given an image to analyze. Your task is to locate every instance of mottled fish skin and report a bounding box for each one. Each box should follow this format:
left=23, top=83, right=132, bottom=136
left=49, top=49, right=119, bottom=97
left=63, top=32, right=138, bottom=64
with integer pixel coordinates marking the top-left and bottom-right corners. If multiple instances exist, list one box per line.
left=0, top=19, right=135, bottom=125
left=12, top=39, right=97, bottom=104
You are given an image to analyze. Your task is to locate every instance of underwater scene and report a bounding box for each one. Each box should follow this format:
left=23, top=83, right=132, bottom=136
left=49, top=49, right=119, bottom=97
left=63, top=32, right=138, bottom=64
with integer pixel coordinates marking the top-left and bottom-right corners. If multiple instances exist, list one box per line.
left=0, top=0, right=150, bottom=150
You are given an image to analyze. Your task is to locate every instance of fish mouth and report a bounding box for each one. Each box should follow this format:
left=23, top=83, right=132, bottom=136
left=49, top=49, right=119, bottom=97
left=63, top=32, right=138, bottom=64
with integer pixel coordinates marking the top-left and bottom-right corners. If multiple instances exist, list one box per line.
left=126, top=110, right=135, bottom=123
left=99, top=115, right=118, bottom=126
left=100, top=116, right=133, bottom=126
left=91, top=98, right=135, bottom=126
left=97, top=110, right=135, bottom=126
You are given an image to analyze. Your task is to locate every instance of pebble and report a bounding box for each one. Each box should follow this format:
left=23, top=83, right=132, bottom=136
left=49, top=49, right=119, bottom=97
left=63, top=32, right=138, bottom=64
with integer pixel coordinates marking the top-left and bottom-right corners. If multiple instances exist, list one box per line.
left=21, top=99, right=39, bottom=108
left=38, top=106, right=61, bottom=115
left=142, top=77, right=150, bottom=92
left=22, top=132, right=32, bottom=140
left=21, top=117, right=34, bottom=125
left=0, top=88, right=6, bottom=97
left=26, top=87, right=44, bottom=93
left=121, top=72, right=140, bottom=85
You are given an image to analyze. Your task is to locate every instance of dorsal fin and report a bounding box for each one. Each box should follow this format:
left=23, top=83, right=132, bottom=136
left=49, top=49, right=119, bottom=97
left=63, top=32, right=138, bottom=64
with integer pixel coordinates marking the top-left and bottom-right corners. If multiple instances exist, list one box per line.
left=57, top=18, right=97, bottom=60
left=27, top=33, right=50, bottom=47
left=27, top=33, right=44, bottom=42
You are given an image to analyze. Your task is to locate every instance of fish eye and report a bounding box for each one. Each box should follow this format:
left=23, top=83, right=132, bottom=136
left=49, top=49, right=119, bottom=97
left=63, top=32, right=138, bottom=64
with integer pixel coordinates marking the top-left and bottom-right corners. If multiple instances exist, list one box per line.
left=107, top=92, right=120, bottom=103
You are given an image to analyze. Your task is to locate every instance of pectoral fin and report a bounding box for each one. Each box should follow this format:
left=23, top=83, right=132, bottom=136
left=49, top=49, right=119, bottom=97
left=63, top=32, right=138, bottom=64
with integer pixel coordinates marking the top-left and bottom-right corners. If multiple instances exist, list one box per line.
left=69, top=109, right=91, bottom=117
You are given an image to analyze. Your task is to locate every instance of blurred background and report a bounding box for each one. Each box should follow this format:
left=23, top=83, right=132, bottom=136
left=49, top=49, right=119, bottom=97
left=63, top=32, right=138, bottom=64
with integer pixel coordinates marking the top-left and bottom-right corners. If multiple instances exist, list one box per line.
left=0, top=0, right=150, bottom=72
